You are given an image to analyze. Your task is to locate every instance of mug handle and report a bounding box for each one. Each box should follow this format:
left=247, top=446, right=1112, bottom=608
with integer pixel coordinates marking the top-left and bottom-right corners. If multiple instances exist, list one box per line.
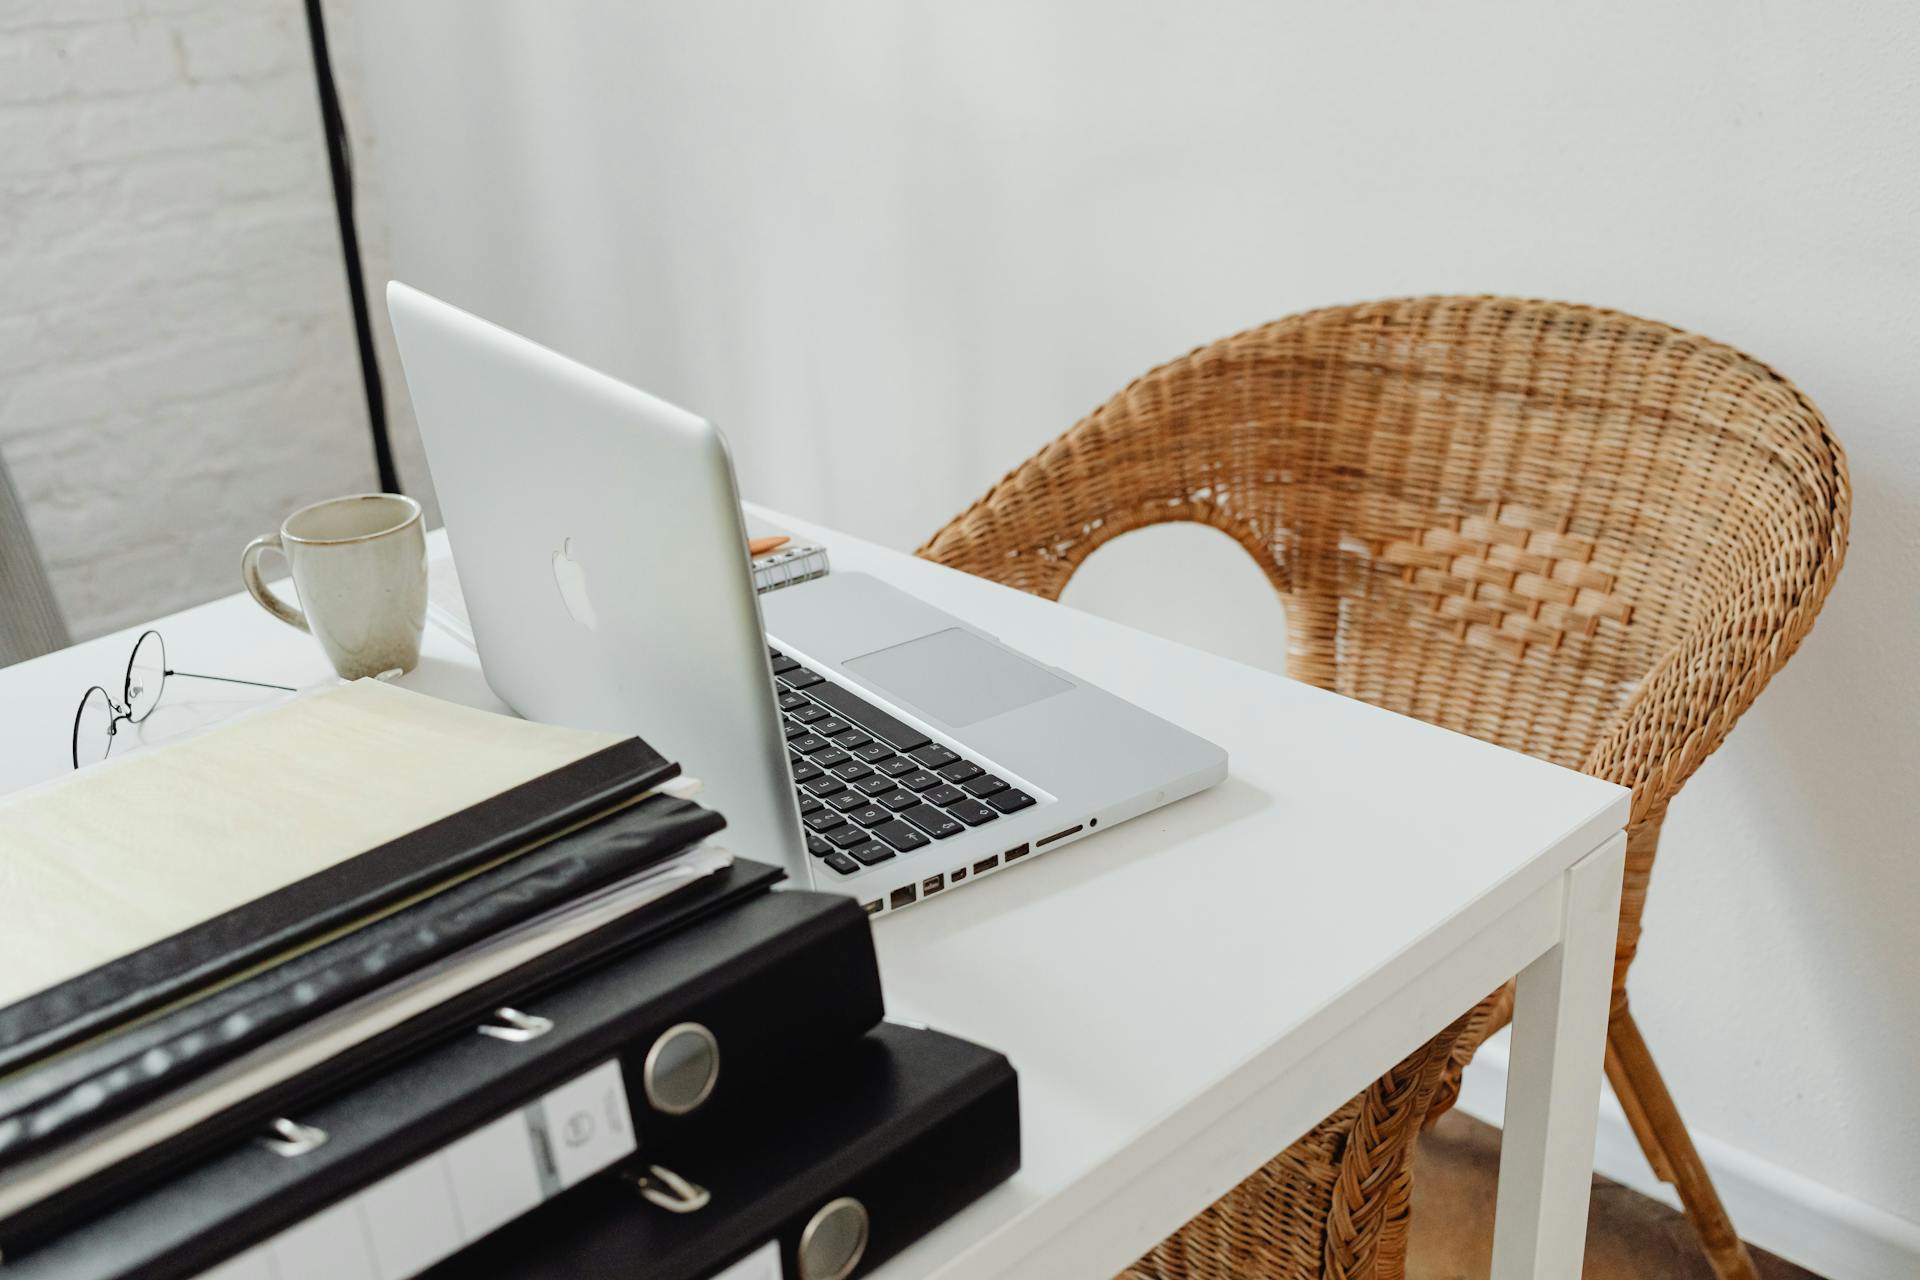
left=241, top=533, right=308, bottom=633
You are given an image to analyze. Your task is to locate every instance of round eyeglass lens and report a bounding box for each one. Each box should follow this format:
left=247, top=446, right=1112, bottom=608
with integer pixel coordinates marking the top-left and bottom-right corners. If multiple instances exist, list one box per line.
left=126, top=630, right=166, bottom=723
left=73, top=685, right=117, bottom=768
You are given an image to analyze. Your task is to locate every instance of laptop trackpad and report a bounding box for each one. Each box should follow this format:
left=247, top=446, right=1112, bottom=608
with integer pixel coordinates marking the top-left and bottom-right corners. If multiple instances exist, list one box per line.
left=843, top=627, right=1071, bottom=728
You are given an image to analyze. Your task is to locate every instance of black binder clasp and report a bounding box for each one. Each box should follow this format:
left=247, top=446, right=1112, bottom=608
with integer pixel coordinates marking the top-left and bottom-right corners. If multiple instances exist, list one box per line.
left=477, top=1006, right=554, bottom=1042
left=620, top=1163, right=711, bottom=1214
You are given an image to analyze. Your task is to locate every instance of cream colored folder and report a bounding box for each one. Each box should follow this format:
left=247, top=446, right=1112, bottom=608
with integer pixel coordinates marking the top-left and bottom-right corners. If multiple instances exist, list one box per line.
left=0, top=680, right=620, bottom=1011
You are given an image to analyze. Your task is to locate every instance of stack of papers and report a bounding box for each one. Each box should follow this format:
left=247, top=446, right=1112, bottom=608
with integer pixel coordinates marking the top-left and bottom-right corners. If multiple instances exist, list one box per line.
left=0, top=680, right=731, bottom=1254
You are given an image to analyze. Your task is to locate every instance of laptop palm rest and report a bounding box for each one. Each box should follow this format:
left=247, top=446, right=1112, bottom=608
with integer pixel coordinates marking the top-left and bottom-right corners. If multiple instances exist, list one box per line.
left=844, top=627, right=1072, bottom=728
left=761, top=572, right=1079, bottom=733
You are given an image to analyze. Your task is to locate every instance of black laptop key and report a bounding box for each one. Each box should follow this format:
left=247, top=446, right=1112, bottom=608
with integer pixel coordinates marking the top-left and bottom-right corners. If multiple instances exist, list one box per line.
left=823, top=852, right=860, bottom=876
left=770, top=654, right=800, bottom=676
left=898, top=769, right=941, bottom=792
left=848, top=803, right=892, bottom=827
left=936, top=759, right=983, bottom=784
left=830, top=760, right=874, bottom=782
left=872, top=819, right=931, bottom=852
left=986, top=787, right=1036, bottom=814
left=827, top=823, right=870, bottom=848
left=910, top=744, right=960, bottom=770
left=789, top=704, right=828, bottom=724
left=874, top=755, right=916, bottom=777
left=778, top=691, right=811, bottom=712
left=783, top=721, right=811, bottom=740
left=848, top=840, right=895, bottom=866
left=811, top=748, right=852, bottom=768
left=789, top=733, right=830, bottom=754
left=806, top=683, right=931, bottom=752
left=806, top=833, right=833, bottom=857
left=803, top=809, right=847, bottom=833
left=813, top=717, right=851, bottom=737
left=797, top=796, right=823, bottom=816
left=900, top=804, right=963, bottom=839
left=780, top=670, right=824, bottom=690
left=831, top=730, right=873, bottom=751
left=827, top=790, right=866, bottom=813
left=945, top=798, right=999, bottom=826
left=853, top=773, right=898, bottom=797
left=790, top=759, right=824, bottom=784
left=962, top=774, right=1009, bottom=799
left=877, top=790, right=919, bottom=812
left=804, top=777, right=847, bottom=798
left=922, top=783, right=965, bottom=807
left=850, top=741, right=894, bottom=764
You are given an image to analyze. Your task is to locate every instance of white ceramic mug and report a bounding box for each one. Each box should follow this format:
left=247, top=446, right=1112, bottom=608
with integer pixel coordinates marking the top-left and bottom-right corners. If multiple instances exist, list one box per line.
left=241, top=493, right=428, bottom=680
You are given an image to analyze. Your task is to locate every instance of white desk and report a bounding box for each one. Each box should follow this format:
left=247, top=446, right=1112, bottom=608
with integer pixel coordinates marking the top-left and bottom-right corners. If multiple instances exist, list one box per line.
left=0, top=513, right=1629, bottom=1280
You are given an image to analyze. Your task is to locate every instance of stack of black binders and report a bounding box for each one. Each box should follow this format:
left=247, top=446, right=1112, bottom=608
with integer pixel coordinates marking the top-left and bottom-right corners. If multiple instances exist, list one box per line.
left=0, top=682, right=1018, bottom=1280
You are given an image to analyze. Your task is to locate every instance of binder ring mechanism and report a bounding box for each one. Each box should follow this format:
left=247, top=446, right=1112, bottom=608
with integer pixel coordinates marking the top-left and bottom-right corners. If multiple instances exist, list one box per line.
left=257, top=1117, right=328, bottom=1158
left=620, top=1164, right=711, bottom=1214
left=477, top=1007, right=554, bottom=1043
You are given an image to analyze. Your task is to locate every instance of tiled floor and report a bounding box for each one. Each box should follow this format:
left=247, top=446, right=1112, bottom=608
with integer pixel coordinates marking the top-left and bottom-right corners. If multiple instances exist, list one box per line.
left=1408, top=1112, right=1821, bottom=1280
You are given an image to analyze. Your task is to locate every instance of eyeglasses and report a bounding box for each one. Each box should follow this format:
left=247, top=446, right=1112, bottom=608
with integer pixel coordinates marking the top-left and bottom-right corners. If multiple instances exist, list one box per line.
left=72, top=630, right=294, bottom=770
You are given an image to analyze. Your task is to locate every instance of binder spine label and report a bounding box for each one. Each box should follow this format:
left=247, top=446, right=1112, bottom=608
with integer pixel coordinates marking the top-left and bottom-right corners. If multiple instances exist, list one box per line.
left=713, top=1240, right=785, bottom=1280
left=197, top=1059, right=637, bottom=1280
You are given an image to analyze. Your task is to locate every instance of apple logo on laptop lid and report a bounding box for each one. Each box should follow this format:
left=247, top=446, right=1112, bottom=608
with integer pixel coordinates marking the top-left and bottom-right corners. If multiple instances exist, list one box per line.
left=552, top=537, right=598, bottom=631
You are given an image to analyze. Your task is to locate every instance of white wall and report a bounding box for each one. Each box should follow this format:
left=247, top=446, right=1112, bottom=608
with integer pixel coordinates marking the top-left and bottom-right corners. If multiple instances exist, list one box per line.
left=0, top=0, right=427, bottom=642
left=347, top=1, right=1920, bottom=1269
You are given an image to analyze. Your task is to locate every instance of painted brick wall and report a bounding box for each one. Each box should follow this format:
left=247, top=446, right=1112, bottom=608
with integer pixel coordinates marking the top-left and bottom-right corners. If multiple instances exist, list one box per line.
left=0, top=0, right=427, bottom=644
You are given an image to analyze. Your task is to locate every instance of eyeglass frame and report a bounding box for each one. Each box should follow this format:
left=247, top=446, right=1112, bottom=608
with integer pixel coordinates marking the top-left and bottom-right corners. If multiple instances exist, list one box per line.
left=71, top=629, right=294, bottom=770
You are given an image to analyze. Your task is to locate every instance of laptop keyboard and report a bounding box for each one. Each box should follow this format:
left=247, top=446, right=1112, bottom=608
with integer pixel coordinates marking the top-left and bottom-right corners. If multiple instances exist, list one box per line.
left=770, top=647, right=1037, bottom=877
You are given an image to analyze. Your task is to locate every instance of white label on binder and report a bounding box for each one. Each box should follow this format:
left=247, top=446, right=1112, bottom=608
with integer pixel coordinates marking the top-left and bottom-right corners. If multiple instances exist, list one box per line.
left=359, top=1153, right=463, bottom=1277
left=196, top=1249, right=273, bottom=1280
left=442, top=1109, right=544, bottom=1240
left=268, top=1197, right=378, bottom=1279
left=537, top=1057, right=636, bottom=1190
left=712, top=1239, right=785, bottom=1280
left=196, top=1058, right=639, bottom=1280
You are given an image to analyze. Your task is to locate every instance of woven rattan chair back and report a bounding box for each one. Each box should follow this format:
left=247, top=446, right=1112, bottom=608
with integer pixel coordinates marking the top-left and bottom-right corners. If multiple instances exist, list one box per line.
left=920, top=295, right=1849, bottom=1278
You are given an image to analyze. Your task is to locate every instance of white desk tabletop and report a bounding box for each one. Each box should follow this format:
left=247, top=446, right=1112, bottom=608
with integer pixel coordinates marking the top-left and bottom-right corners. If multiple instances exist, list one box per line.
left=0, top=511, right=1629, bottom=1279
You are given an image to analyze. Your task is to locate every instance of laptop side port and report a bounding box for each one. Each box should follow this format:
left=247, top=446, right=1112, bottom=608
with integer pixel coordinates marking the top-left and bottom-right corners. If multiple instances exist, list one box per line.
left=949, top=866, right=968, bottom=883
left=890, top=884, right=917, bottom=909
left=1036, top=824, right=1084, bottom=849
left=1004, top=843, right=1031, bottom=862
left=862, top=899, right=883, bottom=915
left=974, top=855, right=1000, bottom=874
left=922, top=874, right=945, bottom=896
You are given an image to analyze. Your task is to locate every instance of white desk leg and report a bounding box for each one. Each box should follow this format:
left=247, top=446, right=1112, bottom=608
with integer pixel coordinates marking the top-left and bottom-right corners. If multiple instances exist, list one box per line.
left=1490, top=831, right=1627, bottom=1279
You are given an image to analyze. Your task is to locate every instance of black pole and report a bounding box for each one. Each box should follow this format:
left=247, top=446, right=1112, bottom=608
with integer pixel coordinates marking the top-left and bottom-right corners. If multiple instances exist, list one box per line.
left=301, top=0, right=400, bottom=494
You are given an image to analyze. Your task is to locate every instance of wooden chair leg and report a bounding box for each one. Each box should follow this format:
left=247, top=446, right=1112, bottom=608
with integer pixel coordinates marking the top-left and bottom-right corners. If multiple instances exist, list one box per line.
left=1607, top=1008, right=1758, bottom=1280
left=1603, top=1036, right=1676, bottom=1183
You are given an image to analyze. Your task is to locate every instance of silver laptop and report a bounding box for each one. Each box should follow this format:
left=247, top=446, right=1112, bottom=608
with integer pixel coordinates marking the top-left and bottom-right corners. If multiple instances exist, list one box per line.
left=387, top=282, right=1226, bottom=915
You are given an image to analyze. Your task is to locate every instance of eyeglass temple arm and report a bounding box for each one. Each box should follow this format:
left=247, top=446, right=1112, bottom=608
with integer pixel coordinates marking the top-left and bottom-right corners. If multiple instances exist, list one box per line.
left=164, top=669, right=298, bottom=693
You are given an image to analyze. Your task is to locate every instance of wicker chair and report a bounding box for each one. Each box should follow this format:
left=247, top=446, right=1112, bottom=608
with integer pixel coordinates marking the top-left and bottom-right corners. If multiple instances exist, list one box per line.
left=918, top=296, right=1850, bottom=1279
